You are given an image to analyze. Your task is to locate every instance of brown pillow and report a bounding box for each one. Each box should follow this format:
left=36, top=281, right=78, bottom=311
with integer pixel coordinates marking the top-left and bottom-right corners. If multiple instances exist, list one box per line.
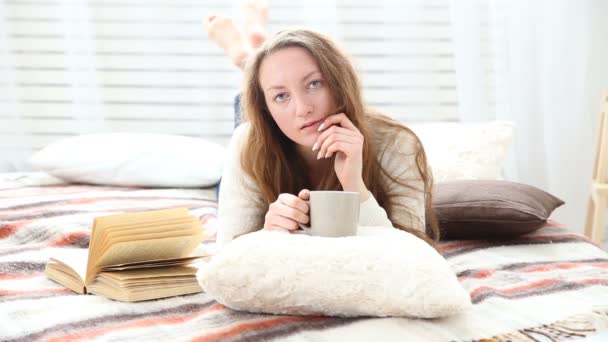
left=432, top=180, right=565, bottom=240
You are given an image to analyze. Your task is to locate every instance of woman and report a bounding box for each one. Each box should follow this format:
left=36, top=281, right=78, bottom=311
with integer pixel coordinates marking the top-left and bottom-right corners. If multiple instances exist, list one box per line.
left=205, top=13, right=439, bottom=246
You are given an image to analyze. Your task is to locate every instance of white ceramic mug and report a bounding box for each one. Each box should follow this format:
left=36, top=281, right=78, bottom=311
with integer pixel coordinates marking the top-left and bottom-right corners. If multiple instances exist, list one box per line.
left=299, top=191, right=360, bottom=237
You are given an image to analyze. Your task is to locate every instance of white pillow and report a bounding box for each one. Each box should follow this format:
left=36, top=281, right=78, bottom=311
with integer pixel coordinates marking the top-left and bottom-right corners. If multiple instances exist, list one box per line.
left=409, top=121, right=514, bottom=182
left=197, top=227, right=471, bottom=318
left=29, top=133, right=225, bottom=188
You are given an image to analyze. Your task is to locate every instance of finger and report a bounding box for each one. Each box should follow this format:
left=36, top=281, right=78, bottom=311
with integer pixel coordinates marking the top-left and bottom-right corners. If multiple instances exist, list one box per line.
left=276, top=202, right=309, bottom=224
left=277, top=193, right=308, bottom=214
left=312, top=125, right=357, bottom=151
left=318, top=113, right=357, bottom=132
left=317, top=133, right=361, bottom=160
left=298, top=189, right=310, bottom=201
left=266, top=213, right=298, bottom=230
left=272, top=214, right=301, bottom=230
left=264, top=225, right=290, bottom=234
left=324, top=141, right=360, bottom=159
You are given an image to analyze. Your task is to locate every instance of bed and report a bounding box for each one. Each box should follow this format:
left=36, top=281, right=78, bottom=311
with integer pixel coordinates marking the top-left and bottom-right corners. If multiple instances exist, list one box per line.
left=2, top=171, right=608, bottom=341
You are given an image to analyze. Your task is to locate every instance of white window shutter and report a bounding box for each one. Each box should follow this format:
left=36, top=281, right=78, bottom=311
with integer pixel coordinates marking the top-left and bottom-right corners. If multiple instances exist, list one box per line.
left=0, top=0, right=460, bottom=171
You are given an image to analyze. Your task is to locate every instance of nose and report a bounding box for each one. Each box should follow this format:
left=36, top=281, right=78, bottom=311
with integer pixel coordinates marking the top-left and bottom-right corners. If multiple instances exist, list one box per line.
left=294, top=93, right=313, bottom=117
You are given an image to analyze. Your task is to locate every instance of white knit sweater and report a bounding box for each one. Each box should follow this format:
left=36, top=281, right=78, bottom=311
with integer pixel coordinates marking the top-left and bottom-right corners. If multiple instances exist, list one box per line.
left=217, top=122, right=426, bottom=244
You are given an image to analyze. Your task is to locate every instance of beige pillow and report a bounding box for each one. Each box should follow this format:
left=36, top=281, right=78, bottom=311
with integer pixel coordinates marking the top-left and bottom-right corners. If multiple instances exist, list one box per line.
left=197, top=227, right=471, bottom=318
left=410, top=121, right=514, bottom=182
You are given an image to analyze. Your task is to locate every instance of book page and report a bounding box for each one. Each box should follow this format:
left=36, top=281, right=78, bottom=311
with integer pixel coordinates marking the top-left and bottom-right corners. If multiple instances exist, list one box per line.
left=88, top=266, right=202, bottom=302
left=85, top=235, right=202, bottom=285
left=85, top=208, right=192, bottom=282
left=101, top=265, right=199, bottom=280
left=94, top=220, right=198, bottom=261
left=94, top=217, right=195, bottom=255
left=94, top=208, right=188, bottom=228
left=101, top=255, right=209, bottom=271
left=88, top=209, right=190, bottom=267
left=48, top=248, right=89, bottom=281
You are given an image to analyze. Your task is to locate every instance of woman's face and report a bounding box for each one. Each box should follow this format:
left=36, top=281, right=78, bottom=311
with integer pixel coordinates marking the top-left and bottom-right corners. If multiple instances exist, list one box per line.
left=258, top=47, right=337, bottom=148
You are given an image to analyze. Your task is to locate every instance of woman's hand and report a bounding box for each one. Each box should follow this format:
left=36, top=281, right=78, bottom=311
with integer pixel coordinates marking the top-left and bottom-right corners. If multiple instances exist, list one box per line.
left=313, top=113, right=369, bottom=202
left=262, top=189, right=310, bottom=233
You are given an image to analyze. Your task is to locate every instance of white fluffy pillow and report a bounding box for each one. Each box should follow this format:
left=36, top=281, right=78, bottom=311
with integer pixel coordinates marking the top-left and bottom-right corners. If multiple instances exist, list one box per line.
left=409, top=121, right=514, bottom=182
left=197, top=227, right=471, bottom=318
left=29, top=133, right=225, bottom=188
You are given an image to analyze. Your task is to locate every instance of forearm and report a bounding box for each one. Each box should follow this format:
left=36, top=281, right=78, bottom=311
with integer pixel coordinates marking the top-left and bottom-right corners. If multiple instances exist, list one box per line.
left=342, top=178, right=370, bottom=203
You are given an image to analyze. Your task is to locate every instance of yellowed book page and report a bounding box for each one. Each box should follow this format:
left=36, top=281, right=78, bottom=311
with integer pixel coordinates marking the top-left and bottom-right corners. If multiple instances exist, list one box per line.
left=94, top=208, right=188, bottom=228
left=85, top=235, right=202, bottom=285
left=93, top=275, right=194, bottom=291
left=86, top=208, right=190, bottom=283
left=45, top=248, right=89, bottom=294
left=94, top=217, right=195, bottom=255
left=101, top=266, right=199, bottom=280
left=94, top=219, right=198, bottom=261
left=45, top=263, right=86, bottom=294
left=117, top=278, right=194, bottom=288
left=88, top=283, right=202, bottom=302
left=95, top=226, right=199, bottom=265
left=89, top=266, right=201, bottom=302
left=88, top=209, right=189, bottom=264
left=101, top=255, right=209, bottom=271
left=48, top=248, right=89, bottom=281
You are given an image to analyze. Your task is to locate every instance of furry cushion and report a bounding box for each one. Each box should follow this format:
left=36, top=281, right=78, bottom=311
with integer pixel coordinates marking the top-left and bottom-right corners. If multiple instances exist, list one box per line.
left=197, top=226, right=471, bottom=318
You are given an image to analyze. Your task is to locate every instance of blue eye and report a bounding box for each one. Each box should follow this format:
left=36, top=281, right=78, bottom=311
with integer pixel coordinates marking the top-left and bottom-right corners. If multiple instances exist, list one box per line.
left=309, top=80, right=322, bottom=88
left=274, top=93, right=287, bottom=102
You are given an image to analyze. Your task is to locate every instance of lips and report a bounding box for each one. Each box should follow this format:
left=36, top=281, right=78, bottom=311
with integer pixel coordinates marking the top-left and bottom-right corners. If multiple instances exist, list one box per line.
left=301, top=119, right=321, bottom=130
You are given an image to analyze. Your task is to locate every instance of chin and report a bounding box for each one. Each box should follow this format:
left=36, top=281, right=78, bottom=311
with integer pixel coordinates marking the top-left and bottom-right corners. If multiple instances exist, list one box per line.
left=302, top=134, right=319, bottom=148
left=287, top=130, right=312, bottom=145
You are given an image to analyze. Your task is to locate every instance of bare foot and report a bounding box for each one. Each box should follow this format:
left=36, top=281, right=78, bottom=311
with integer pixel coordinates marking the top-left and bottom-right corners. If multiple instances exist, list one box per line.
left=243, top=0, right=269, bottom=48
left=249, top=30, right=267, bottom=49
left=204, top=15, right=250, bottom=68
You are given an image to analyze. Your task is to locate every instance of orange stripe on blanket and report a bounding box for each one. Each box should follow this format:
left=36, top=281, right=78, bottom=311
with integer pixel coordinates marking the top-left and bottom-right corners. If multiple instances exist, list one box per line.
left=470, top=278, right=560, bottom=298
left=0, top=287, right=73, bottom=297
left=45, top=303, right=226, bottom=342
left=521, top=262, right=608, bottom=273
left=437, top=240, right=481, bottom=252
left=49, top=231, right=90, bottom=247
left=0, top=271, right=43, bottom=280
left=192, top=315, right=328, bottom=342
left=470, top=278, right=608, bottom=301
left=459, top=262, right=608, bottom=281
left=438, top=232, right=585, bottom=254
left=458, top=269, right=495, bottom=280
left=0, top=220, right=33, bottom=239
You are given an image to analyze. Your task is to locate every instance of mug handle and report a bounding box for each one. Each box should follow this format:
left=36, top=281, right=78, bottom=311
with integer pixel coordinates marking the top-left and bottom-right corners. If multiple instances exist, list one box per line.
left=298, top=200, right=312, bottom=235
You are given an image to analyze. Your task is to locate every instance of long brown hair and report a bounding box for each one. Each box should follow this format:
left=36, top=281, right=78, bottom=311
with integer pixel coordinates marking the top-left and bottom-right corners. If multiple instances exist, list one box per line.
left=240, top=28, right=439, bottom=244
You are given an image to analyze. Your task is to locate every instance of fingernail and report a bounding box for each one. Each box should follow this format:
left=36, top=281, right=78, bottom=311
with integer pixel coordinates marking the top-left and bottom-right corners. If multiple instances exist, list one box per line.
left=325, top=153, right=330, bottom=158
left=312, top=142, right=318, bottom=151
left=317, top=123, right=325, bottom=131
left=317, top=152, right=321, bottom=160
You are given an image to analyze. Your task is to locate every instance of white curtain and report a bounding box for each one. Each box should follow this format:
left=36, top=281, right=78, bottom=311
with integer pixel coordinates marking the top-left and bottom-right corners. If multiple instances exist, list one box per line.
left=449, top=0, right=608, bottom=232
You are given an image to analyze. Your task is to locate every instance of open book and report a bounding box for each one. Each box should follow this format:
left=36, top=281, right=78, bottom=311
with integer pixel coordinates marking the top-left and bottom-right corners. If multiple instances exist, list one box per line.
left=45, top=208, right=207, bottom=302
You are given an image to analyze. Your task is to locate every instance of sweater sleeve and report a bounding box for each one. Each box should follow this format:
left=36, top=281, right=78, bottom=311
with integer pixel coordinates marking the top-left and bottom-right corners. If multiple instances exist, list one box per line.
left=216, top=123, right=266, bottom=245
left=358, top=192, right=393, bottom=227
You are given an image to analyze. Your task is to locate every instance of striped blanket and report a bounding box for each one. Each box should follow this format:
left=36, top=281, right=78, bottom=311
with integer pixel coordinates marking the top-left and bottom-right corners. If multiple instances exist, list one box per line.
left=2, top=172, right=608, bottom=341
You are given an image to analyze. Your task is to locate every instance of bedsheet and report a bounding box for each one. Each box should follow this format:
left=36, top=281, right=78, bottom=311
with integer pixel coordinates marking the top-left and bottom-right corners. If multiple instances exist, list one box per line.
left=2, top=172, right=608, bottom=342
